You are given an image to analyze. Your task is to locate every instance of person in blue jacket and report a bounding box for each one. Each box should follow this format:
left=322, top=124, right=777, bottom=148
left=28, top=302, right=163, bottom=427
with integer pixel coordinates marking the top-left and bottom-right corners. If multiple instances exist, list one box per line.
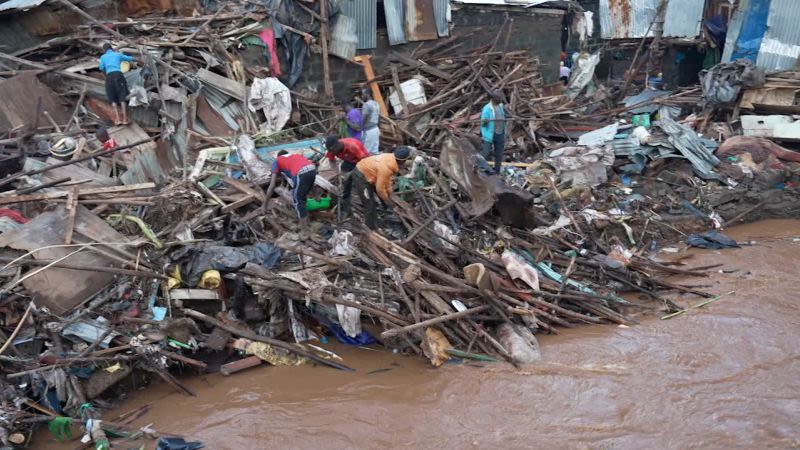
left=98, top=43, right=134, bottom=125
left=480, top=91, right=506, bottom=174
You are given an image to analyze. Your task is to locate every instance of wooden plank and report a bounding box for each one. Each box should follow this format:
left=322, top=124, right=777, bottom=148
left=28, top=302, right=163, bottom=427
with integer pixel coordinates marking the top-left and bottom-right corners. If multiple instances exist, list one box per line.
left=390, top=51, right=453, bottom=81
left=63, top=187, right=78, bottom=245
left=222, top=176, right=265, bottom=202
left=168, top=289, right=221, bottom=301
left=0, top=182, right=155, bottom=205
left=221, top=194, right=256, bottom=213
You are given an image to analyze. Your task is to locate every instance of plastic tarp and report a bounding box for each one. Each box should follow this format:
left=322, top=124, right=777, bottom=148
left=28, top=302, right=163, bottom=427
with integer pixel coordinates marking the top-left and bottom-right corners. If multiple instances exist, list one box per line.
left=248, top=77, right=291, bottom=134
left=175, top=243, right=283, bottom=286
left=729, top=0, right=772, bottom=63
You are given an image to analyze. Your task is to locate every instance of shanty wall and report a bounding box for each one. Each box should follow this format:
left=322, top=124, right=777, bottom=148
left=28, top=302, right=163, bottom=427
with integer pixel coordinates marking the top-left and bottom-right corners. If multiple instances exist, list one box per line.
left=296, top=5, right=565, bottom=96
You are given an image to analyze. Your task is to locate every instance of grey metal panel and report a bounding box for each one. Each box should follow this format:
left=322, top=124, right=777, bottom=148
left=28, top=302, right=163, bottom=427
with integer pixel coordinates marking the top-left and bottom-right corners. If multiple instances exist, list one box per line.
left=757, top=0, right=800, bottom=72
left=599, top=0, right=660, bottom=39
left=433, top=0, right=449, bottom=37
left=384, top=0, right=407, bottom=45
left=722, top=0, right=748, bottom=63
left=0, top=0, right=45, bottom=12
left=662, top=0, right=704, bottom=38
left=339, top=0, right=376, bottom=50
left=329, top=14, right=358, bottom=59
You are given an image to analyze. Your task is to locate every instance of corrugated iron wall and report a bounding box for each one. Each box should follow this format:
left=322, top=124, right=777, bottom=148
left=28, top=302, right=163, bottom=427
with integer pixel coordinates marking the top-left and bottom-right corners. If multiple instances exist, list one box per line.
left=384, top=0, right=408, bottom=45
left=756, top=0, right=800, bottom=71
left=339, top=0, right=376, bottom=49
left=433, top=0, right=449, bottom=37
left=599, top=0, right=660, bottom=39
left=599, top=0, right=704, bottom=39
left=662, top=0, right=704, bottom=37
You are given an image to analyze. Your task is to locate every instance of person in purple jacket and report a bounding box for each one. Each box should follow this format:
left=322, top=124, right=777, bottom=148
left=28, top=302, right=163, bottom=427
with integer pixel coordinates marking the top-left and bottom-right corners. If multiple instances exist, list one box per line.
left=343, top=100, right=363, bottom=141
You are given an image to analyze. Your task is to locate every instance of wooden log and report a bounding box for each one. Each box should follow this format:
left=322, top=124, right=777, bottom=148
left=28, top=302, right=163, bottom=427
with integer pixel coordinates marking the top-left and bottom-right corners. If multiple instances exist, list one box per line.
left=181, top=308, right=354, bottom=371
left=220, top=356, right=262, bottom=375
left=381, top=305, right=490, bottom=339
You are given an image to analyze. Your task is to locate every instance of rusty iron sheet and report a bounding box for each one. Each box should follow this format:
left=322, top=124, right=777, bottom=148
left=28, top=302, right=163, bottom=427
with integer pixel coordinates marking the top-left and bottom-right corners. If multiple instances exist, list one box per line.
left=405, top=0, right=438, bottom=42
left=196, top=94, right=236, bottom=137
left=0, top=206, right=128, bottom=315
left=0, top=71, right=70, bottom=134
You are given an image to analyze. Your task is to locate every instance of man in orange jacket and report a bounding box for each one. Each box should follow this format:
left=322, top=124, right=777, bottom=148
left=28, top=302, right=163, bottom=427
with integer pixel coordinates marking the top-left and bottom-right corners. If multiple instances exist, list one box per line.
left=351, top=146, right=412, bottom=229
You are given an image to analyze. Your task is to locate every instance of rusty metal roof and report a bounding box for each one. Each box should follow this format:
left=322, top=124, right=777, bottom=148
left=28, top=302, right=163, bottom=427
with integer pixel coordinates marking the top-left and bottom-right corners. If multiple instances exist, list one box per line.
left=599, top=0, right=705, bottom=40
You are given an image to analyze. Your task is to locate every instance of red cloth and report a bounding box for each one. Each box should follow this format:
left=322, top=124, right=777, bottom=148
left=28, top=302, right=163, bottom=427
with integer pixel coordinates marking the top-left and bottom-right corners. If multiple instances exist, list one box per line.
left=0, top=209, right=28, bottom=224
left=103, top=138, right=117, bottom=151
left=259, top=28, right=282, bottom=77
left=273, top=153, right=313, bottom=177
left=326, top=138, right=370, bottom=164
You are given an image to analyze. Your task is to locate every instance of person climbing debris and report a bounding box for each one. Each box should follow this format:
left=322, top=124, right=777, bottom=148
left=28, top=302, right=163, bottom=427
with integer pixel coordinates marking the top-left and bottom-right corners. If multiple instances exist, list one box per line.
left=98, top=43, right=134, bottom=126
left=351, top=146, right=412, bottom=229
left=325, top=136, right=370, bottom=217
left=263, top=150, right=318, bottom=229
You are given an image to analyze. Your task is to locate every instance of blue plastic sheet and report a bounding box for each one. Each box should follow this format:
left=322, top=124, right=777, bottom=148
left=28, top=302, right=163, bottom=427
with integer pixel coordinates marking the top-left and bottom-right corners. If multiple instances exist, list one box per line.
left=730, top=0, right=771, bottom=63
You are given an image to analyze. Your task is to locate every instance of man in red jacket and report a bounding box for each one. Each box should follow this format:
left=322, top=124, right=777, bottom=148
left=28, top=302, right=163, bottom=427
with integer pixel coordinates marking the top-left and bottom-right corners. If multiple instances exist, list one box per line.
left=325, top=135, right=370, bottom=216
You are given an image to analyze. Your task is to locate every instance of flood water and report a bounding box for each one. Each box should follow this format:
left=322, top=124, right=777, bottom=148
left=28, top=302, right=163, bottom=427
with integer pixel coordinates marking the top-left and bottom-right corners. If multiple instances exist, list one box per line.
left=35, top=220, right=800, bottom=449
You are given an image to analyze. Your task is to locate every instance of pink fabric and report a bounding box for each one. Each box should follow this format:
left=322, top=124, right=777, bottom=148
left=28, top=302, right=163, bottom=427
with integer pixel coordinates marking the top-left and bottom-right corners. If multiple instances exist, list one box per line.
left=0, top=209, right=29, bottom=224
left=259, top=28, right=282, bottom=77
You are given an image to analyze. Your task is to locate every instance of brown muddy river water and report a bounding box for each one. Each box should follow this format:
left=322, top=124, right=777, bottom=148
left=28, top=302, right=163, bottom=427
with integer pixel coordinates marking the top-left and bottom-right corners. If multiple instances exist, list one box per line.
left=35, top=220, right=800, bottom=449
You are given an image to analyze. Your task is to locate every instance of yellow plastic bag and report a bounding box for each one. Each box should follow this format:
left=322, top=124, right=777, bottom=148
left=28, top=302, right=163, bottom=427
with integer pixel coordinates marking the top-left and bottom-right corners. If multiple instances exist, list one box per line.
left=198, top=270, right=221, bottom=289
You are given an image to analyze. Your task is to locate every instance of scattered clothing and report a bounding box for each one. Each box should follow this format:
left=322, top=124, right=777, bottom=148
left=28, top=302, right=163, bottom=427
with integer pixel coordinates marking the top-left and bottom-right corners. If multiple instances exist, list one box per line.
left=258, top=27, right=282, bottom=77
left=685, top=231, right=739, bottom=249
left=345, top=108, right=363, bottom=141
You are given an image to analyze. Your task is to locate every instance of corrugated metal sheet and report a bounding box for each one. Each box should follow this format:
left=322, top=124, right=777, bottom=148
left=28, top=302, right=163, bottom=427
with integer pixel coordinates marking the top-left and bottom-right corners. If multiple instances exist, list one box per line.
left=338, top=0, right=376, bottom=50
left=433, top=0, right=449, bottom=37
left=721, top=0, right=748, bottom=63
left=384, top=0, right=407, bottom=45
left=599, top=0, right=660, bottom=39
left=756, top=0, right=800, bottom=72
left=662, top=0, right=704, bottom=38
left=0, top=0, right=45, bottom=13
left=329, top=14, right=358, bottom=59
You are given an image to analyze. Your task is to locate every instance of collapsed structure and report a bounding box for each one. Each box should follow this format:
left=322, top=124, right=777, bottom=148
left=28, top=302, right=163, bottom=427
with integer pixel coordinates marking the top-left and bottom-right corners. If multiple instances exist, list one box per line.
left=0, top=0, right=799, bottom=447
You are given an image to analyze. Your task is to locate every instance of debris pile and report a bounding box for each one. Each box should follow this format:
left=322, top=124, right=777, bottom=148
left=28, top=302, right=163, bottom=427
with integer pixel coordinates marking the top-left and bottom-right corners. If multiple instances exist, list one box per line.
left=0, top=1, right=799, bottom=448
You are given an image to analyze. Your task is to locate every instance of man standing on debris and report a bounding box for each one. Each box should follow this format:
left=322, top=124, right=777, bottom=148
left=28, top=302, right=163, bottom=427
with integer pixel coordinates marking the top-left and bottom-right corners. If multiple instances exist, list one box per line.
left=325, top=136, right=370, bottom=216
left=98, top=43, right=134, bottom=126
left=351, top=146, right=412, bottom=229
left=264, top=150, right=318, bottom=228
left=361, top=87, right=381, bottom=155
left=343, top=101, right=363, bottom=141
left=480, top=91, right=506, bottom=174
